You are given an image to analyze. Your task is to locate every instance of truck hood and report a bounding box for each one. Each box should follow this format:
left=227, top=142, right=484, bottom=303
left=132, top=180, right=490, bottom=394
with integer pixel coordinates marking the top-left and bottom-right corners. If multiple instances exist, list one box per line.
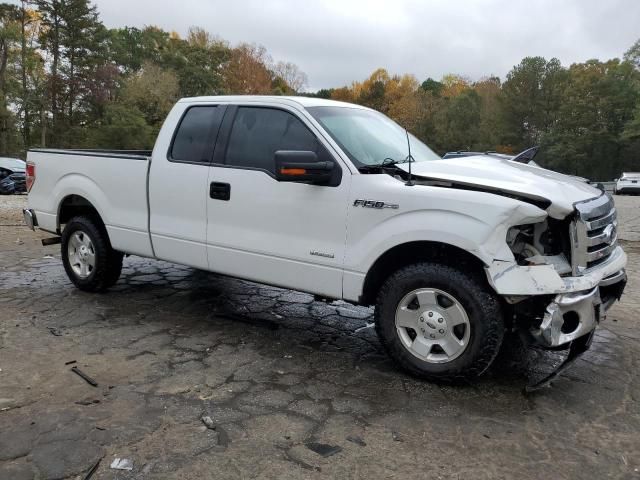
left=397, top=155, right=601, bottom=219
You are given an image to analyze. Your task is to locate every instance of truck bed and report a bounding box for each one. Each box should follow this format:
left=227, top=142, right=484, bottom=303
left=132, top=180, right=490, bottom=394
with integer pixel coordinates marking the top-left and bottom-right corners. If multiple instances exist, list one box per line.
left=27, top=148, right=154, bottom=258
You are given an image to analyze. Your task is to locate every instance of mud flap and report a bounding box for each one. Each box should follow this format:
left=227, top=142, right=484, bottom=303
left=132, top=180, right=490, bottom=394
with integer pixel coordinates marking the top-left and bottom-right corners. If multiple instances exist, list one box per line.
left=525, top=330, right=594, bottom=393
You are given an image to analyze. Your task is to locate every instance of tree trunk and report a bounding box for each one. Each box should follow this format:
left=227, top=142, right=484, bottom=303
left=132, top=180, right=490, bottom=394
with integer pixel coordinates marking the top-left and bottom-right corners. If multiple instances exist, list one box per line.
left=51, top=16, right=60, bottom=138
left=20, top=1, right=30, bottom=149
left=40, top=104, right=46, bottom=147
left=0, top=38, right=9, bottom=154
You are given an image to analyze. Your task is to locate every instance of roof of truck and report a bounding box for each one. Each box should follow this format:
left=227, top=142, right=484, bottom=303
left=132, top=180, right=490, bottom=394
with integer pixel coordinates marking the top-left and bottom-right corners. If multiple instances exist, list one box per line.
left=179, top=95, right=367, bottom=109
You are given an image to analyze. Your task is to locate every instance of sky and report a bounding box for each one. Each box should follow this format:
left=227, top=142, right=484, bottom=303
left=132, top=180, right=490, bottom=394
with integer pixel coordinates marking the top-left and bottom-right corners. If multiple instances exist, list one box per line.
left=36, top=0, right=640, bottom=91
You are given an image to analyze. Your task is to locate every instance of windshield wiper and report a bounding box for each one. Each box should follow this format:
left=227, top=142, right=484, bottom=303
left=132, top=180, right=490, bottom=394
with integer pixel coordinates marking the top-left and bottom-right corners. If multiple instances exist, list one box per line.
left=358, top=156, right=414, bottom=173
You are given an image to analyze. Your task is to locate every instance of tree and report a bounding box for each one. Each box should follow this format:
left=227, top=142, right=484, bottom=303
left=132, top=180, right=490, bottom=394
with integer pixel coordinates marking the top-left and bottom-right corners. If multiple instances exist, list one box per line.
left=272, top=61, right=308, bottom=93
left=89, top=103, right=153, bottom=148
left=120, top=61, right=179, bottom=130
left=543, top=60, right=639, bottom=178
left=500, top=57, right=568, bottom=150
left=624, top=39, right=640, bottom=70
left=421, top=77, right=443, bottom=96
left=222, top=43, right=273, bottom=95
left=0, top=3, right=21, bottom=155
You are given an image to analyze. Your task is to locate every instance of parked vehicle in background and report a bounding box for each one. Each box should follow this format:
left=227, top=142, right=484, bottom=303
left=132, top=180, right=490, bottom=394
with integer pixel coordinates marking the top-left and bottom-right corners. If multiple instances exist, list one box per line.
left=0, top=157, right=27, bottom=195
left=23, top=96, right=627, bottom=384
left=615, top=172, right=640, bottom=195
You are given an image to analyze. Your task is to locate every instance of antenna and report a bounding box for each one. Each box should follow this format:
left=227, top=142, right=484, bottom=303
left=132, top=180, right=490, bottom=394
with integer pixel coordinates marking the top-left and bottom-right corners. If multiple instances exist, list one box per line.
left=405, top=129, right=414, bottom=186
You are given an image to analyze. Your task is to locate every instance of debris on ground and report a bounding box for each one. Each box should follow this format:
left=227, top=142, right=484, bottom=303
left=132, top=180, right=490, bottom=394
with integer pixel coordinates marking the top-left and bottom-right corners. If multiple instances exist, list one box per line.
left=65, top=360, right=77, bottom=365
left=110, top=458, right=133, bottom=471
left=75, top=399, right=101, bottom=406
left=47, top=326, right=63, bottom=336
left=346, top=435, right=366, bottom=447
left=71, top=366, right=98, bottom=387
left=392, top=431, right=404, bottom=442
left=354, top=322, right=374, bottom=333
left=305, top=442, right=343, bottom=458
left=201, top=415, right=216, bottom=430
left=82, top=457, right=102, bottom=480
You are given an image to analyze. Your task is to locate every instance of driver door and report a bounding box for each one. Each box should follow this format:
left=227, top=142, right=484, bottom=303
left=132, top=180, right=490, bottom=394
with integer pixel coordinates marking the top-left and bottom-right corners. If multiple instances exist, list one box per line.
left=205, top=105, right=351, bottom=298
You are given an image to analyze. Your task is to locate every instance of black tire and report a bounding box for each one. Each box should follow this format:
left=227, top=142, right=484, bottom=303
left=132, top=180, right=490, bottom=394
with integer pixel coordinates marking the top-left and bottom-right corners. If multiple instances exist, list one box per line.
left=374, top=262, right=504, bottom=382
left=61, top=215, right=123, bottom=292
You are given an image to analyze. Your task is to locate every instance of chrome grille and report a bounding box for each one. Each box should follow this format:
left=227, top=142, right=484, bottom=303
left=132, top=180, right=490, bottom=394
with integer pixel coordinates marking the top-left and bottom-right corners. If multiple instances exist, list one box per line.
left=570, top=195, right=618, bottom=275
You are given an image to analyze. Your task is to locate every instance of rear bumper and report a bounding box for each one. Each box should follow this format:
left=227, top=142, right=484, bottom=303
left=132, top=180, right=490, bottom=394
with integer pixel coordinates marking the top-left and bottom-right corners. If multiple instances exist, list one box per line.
left=532, top=270, right=626, bottom=348
left=23, top=208, right=37, bottom=230
left=616, top=186, right=640, bottom=194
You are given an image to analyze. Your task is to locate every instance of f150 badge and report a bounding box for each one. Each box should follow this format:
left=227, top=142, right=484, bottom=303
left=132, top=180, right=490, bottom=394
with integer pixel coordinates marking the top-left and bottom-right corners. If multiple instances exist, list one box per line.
left=353, top=199, right=399, bottom=209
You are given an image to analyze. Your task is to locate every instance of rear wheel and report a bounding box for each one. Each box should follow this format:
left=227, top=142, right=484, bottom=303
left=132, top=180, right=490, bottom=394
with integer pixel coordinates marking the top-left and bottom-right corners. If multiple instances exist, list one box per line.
left=375, top=262, right=504, bottom=382
left=61, top=216, right=123, bottom=292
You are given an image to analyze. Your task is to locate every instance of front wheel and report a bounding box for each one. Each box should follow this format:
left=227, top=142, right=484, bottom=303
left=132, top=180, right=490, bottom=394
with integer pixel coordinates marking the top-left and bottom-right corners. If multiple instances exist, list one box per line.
left=375, top=263, right=504, bottom=382
left=61, top=216, right=123, bottom=292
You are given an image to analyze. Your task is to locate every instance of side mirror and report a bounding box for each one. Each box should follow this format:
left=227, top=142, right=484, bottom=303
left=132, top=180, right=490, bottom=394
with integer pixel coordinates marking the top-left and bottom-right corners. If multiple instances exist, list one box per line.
left=274, top=150, right=334, bottom=185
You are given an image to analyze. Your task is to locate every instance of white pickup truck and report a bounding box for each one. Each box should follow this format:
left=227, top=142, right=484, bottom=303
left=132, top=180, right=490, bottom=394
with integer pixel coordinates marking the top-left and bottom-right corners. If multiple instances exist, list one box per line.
left=24, top=96, right=627, bottom=383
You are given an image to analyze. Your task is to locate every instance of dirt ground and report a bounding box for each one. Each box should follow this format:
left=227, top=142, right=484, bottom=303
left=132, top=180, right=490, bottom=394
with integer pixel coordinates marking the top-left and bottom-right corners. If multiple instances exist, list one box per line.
left=1, top=194, right=639, bottom=480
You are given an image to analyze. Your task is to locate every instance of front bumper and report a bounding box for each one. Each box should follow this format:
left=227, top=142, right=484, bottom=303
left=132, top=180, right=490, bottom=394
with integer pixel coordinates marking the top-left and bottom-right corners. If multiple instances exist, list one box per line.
left=486, top=245, right=627, bottom=296
left=532, top=270, right=626, bottom=348
left=23, top=208, right=37, bottom=230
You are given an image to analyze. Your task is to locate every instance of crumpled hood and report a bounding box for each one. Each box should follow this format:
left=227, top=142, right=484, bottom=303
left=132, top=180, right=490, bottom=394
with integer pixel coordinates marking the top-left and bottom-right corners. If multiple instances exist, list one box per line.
left=397, top=155, right=601, bottom=218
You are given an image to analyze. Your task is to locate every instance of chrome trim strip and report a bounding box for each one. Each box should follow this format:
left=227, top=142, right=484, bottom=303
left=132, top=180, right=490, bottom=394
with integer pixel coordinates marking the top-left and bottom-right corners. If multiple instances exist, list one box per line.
left=587, top=222, right=617, bottom=246
left=586, top=240, right=618, bottom=262
left=586, top=208, right=617, bottom=230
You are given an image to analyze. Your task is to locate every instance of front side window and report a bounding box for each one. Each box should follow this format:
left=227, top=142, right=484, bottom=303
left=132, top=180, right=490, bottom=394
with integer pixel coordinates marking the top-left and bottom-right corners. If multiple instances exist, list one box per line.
left=307, top=106, right=441, bottom=167
left=170, top=106, right=222, bottom=163
left=225, top=107, right=321, bottom=174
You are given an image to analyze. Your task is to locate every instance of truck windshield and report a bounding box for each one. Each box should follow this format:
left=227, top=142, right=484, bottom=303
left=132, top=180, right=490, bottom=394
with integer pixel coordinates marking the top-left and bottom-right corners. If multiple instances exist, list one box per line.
left=307, top=106, right=441, bottom=167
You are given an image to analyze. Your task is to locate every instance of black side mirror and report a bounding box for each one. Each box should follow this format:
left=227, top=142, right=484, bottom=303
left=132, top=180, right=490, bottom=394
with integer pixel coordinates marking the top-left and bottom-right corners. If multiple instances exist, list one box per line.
left=274, top=150, right=334, bottom=185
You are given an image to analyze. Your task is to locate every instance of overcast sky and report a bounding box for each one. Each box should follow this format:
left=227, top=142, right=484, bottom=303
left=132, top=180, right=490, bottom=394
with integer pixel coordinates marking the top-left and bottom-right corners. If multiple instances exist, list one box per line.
left=52, top=0, right=640, bottom=90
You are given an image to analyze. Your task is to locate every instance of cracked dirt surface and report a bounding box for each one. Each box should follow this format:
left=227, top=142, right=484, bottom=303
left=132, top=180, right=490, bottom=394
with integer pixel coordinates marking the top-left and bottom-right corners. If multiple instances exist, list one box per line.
left=1, top=195, right=639, bottom=479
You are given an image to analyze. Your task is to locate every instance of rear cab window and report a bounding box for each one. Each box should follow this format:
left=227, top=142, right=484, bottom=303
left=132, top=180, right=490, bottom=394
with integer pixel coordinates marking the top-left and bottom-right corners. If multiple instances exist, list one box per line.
left=169, top=105, right=225, bottom=164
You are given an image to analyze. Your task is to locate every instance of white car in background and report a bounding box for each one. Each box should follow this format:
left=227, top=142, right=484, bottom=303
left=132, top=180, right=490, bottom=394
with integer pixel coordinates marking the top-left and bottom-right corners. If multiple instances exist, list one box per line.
left=615, top=172, right=640, bottom=195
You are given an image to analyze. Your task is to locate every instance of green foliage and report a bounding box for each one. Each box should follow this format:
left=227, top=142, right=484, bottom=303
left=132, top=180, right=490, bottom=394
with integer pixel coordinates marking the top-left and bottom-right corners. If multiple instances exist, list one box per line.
left=89, top=103, right=153, bottom=149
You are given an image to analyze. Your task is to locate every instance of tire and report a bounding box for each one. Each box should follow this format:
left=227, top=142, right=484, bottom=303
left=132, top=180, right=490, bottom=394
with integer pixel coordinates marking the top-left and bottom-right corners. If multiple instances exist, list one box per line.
left=61, top=215, right=123, bottom=292
left=374, top=262, right=504, bottom=382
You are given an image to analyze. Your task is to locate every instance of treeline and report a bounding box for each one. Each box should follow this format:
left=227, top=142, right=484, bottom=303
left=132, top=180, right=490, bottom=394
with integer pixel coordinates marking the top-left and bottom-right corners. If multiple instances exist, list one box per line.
left=0, top=1, right=308, bottom=153
left=314, top=50, right=640, bottom=180
left=1, top=1, right=639, bottom=180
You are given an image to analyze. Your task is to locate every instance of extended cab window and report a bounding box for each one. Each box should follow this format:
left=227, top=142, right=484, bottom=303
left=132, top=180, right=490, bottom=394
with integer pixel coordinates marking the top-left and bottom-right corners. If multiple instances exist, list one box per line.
left=170, top=106, right=222, bottom=163
left=225, top=107, right=325, bottom=175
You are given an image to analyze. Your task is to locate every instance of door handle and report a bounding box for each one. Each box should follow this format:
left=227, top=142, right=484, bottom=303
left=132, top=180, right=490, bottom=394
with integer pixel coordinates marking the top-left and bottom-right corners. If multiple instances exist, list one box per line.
left=210, top=182, right=231, bottom=201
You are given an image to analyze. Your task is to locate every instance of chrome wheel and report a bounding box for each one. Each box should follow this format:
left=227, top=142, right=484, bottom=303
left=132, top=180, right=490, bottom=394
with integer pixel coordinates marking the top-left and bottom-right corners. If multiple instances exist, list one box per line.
left=395, top=288, right=470, bottom=363
left=67, top=231, right=96, bottom=279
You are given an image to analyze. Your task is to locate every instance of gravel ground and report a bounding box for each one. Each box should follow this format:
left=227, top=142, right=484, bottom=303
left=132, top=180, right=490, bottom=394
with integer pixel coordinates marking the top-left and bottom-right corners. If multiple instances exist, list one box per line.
left=0, top=194, right=639, bottom=480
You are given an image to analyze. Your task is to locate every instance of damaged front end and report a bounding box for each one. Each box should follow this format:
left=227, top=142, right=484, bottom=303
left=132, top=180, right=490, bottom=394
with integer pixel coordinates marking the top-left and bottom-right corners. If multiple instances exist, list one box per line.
left=487, top=194, right=627, bottom=352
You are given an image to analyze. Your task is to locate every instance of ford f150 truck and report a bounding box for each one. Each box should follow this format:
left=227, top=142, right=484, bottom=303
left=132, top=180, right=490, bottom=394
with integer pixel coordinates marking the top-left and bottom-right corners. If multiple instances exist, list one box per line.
left=23, top=96, right=627, bottom=383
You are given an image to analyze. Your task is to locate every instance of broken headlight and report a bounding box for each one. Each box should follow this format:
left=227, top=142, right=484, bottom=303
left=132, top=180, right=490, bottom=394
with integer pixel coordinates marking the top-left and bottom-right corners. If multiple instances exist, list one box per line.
left=507, top=219, right=572, bottom=275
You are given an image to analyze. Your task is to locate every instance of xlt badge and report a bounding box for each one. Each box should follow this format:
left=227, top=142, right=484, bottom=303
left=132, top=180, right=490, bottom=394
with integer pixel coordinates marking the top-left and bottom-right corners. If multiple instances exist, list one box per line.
left=353, top=199, right=399, bottom=209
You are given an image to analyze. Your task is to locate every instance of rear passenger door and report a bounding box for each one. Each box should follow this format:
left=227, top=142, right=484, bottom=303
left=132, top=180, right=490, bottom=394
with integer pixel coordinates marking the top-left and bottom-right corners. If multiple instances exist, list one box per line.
left=149, top=104, right=225, bottom=269
left=205, top=105, right=351, bottom=298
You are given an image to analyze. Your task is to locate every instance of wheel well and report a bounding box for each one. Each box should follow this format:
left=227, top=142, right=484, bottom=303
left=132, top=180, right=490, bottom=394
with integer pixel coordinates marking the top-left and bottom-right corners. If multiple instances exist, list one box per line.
left=58, top=195, right=103, bottom=232
left=360, top=241, right=487, bottom=306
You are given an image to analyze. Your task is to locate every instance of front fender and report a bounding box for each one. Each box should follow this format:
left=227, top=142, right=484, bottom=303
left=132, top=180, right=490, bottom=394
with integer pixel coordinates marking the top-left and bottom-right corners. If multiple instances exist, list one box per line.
left=346, top=192, right=547, bottom=274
